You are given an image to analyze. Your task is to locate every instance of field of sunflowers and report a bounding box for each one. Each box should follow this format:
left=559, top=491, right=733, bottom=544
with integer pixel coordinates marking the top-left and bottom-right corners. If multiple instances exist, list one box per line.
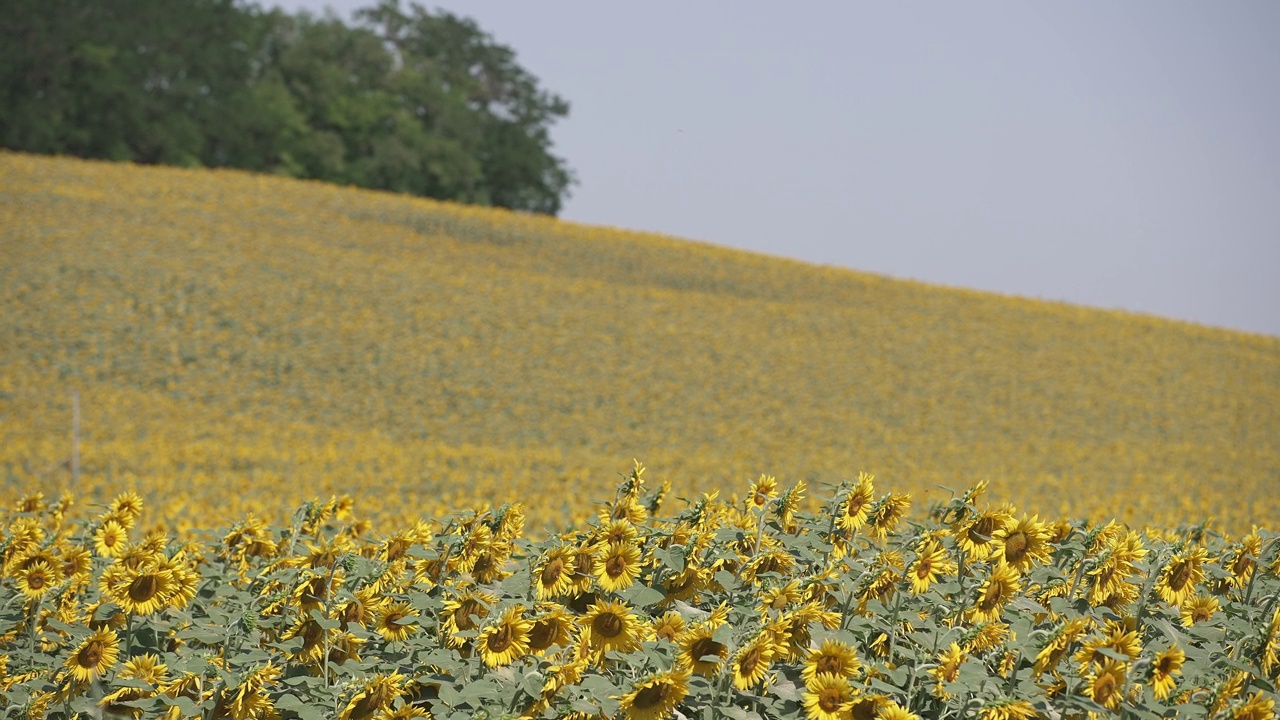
left=1, top=471, right=1277, bottom=719
left=1, top=151, right=1279, bottom=717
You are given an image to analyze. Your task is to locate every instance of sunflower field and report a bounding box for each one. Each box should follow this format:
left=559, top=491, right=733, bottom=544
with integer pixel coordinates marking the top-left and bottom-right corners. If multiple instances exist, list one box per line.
left=2, top=151, right=1278, bottom=534
left=1, top=469, right=1278, bottom=719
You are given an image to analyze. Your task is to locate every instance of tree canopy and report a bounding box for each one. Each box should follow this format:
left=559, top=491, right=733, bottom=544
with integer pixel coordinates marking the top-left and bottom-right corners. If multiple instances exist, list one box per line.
left=0, top=0, right=574, bottom=214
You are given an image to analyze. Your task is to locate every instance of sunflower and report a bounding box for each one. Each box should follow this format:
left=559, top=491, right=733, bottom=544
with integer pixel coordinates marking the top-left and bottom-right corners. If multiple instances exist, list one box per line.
left=1151, top=644, right=1184, bottom=701
left=955, top=508, right=1014, bottom=561
left=968, top=563, right=1021, bottom=623
left=992, top=515, right=1052, bottom=571
left=866, top=493, right=911, bottom=540
left=120, top=653, right=168, bottom=683
left=908, top=540, right=956, bottom=595
left=836, top=472, right=875, bottom=533
left=1032, top=618, right=1089, bottom=678
left=1083, top=659, right=1127, bottom=711
left=1231, top=692, right=1277, bottom=720
left=14, top=559, right=60, bottom=600
left=102, top=563, right=175, bottom=615
left=580, top=599, right=642, bottom=657
left=94, top=520, right=129, bottom=558
left=978, top=699, right=1037, bottom=720
left=660, top=566, right=703, bottom=605
left=879, top=701, right=919, bottom=720
left=731, top=632, right=775, bottom=691
left=931, top=643, right=965, bottom=696
left=534, top=545, right=576, bottom=600
left=440, top=588, right=496, bottom=648
left=569, top=544, right=601, bottom=594
left=1181, top=593, right=1220, bottom=627
left=59, top=546, right=93, bottom=581
left=109, top=491, right=145, bottom=526
left=617, top=665, right=691, bottom=720
left=757, top=579, right=804, bottom=615
left=528, top=605, right=575, bottom=654
left=802, top=673, right=854, bottom=720
left=802, top=639, right=860, bottom=684
left=1155, top=547, right=1208, bottom=607
left=748, top=474, right=779, bottom=511
left=651, top=611, right=686, bottom=644
left=677, top=623, right=728, bottom=677
left=65, top=628, right=120, bottom=683
left=374, top=706, right=431, bottom=720
left=596, top=541, right=641, bottom=593
left=375, top=600, right=418, bottom=643
left=1073, top=621, right=1142, bottom=667
left=477, top=605, right=533, bottom=668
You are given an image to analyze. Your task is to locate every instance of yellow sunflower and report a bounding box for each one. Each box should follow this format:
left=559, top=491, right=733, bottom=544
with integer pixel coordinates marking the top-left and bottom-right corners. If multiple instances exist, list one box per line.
left=440, top=588, right=496, bottom=648
left=569, top=544, right=601, bottom=594
left=1155, top=547, right=1208, bottom=607
left=1073, top=620, right=1141, bottom=667
left=879, top=701, right=919, bottom=720
left=101, top=563, right=175, bottom=616
left=968, top=563, right=1021, bottom=623
left=955, top=507, right=1014, bottom=562
left=580, top=599, right=642, bottom=657
left=677, top=623, right=728, bottom=677
left=617, top=665, right=690, bottom=720
left=836, top=472, right=875, bottom=533
left=109, top=491, right=145, bottom=526
left=596, top=541, right=641, bottom=593
left=802, top=673, right=854, bottom=720
left=1032, top=618, right=1089, bottom=678
left=534, top=545, right=576, bottom=600
left=375, top=600, right=418, bottom=643
left=15, top=559, right=61, bottom=601
left=992, top=515, right=1052, bottom=571
left=65, top=628, right=120, bottom=683
left=748, top=474, right=779, bottom=511
left=1180, top=593, right=1220, bottom=627
left=866, top=493, right=911, bottom=540
left=931, top=643, right=966, bottom=695
left=1083, top=659, right=1127, bottom=711
left=651, top=611, right=686, bottom=644
left=477, top=605, right=533, bottom=668
left=94, top=520, right=129, bottom=559
left=1151, top=644, right=1184, bottom=701
left=528, top=605, right=575, bottom=654
left=908, top=540, right=956, bottom=595
left=978, top=699, right=1037, bottom=720
left=802, top=639, right=860, bottom=684
left=731, top=632, right=775, bottom=691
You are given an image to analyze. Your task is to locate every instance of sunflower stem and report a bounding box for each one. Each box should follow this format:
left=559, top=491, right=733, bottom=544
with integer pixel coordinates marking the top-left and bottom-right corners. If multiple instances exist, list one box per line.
left=27, top=597, right=39, bottom=669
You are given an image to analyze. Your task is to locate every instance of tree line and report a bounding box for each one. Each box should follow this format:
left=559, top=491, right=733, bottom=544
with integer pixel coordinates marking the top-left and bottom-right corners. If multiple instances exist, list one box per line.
left=1, top=0, right=574, bottom=214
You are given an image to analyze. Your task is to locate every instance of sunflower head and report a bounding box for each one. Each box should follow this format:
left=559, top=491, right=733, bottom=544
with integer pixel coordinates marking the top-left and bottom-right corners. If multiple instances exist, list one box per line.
left=65, top=628, right=120, bottom=683
left=618, top=665, right=691, bottom=720
left=477, top=605, right=533, bottom=668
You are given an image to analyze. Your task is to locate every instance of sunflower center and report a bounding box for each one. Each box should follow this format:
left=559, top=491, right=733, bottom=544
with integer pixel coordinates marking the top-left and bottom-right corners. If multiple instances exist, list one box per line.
left=1157, top=656, right=1175, bottom=674
left=969, top=517, right=995, bottom=544
left=541, top=559, right=565, bottom=585
left=851, top=699, right=878, bottom=720
left=1094, top=673, right=1116, bottom=704
left=103, top=532, right=120, bottom=548
left=1232, top=555, right=1255, bottom=577
left=592, top=612, right=623, bottom=638
left=846, top=497, right=866, bottom=517
left=79, top=640, right=105, bottom=668
left=1169, top=561, right=1192, bottom=591
left=817, top=655, right=843, bottom=674
left=301, top=620, right=324, bottom=647
left=979, top=581, right=1004, bottom=611
left=818, top=687, right=842, bottom=712
left=486, top=624, right=513, bottom=652
left=1004, top=532, right=1028, bottom=562
left=385, top=612, right=405, bottom=628
left=1192, top=606, right=1212, bottom=623
left=529, top=620, right=556, bottom=650
left=739, top=647, right=762, bottom=675
left=605, top=554, right=627, bottom=578
left=455, top=600, right=481, bottom=630
left=633, top=683, right=669, bottom=709
left=916, top=557, right=934, bottom=580
left=574, top=552, right=594, bottom=576
left=129, top=574, right=160, bottom=602
left=690, top=638, right=724, bottom=664
left=29, top=573, right=46, bottom=590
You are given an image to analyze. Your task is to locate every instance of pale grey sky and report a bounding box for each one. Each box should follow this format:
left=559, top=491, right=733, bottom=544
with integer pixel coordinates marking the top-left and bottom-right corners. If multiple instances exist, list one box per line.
left=270, top=1, right=1280, bottom=336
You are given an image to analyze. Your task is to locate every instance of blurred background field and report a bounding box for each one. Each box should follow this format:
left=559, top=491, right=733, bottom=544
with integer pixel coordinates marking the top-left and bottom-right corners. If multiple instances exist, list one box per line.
left=2, top=151, right=1277, bottom=533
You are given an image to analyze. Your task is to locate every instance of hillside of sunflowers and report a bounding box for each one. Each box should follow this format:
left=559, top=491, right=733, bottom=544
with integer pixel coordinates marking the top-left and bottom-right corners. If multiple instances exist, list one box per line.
left=2, top=150, right=1280, bottom=719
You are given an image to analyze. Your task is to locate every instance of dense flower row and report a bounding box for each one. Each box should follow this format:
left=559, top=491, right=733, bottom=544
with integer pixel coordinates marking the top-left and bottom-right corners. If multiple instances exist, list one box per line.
left=1, top=467, right=1277, bottom=719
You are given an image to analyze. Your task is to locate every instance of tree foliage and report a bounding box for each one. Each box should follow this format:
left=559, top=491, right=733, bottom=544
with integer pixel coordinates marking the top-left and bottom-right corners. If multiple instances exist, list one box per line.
left=0, top=0, right=574, bottom=214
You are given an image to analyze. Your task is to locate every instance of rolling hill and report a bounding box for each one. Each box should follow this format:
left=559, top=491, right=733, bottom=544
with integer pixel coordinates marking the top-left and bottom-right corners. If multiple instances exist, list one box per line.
left=1, top=151, right=1277, bottom=532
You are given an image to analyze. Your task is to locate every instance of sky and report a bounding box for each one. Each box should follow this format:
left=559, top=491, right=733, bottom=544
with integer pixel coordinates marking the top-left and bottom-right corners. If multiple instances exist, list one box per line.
left=270, top=0, right=1280, bottom=337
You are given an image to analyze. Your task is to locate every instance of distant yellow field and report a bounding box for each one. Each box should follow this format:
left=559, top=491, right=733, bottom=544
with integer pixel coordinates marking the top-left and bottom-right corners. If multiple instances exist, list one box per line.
left=1, top=151, right=1277, bottom=533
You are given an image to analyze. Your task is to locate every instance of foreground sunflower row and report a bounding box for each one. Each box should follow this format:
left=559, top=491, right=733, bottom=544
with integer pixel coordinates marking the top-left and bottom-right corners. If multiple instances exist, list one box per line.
left=1, top=466, right=1278, bottom=720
